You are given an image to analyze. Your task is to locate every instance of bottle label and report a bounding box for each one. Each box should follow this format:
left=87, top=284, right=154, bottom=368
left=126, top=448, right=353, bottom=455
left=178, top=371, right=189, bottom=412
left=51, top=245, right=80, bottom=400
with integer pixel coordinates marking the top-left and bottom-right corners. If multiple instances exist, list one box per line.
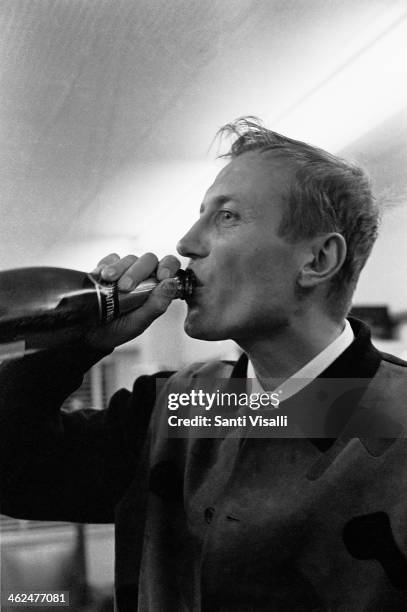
left=87, top=275, right=119, bottom=324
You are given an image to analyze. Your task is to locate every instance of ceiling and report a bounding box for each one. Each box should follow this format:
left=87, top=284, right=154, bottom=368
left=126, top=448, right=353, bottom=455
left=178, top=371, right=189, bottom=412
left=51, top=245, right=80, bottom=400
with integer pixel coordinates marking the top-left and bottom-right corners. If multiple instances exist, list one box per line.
left=0, top=0, right=406, bottom=273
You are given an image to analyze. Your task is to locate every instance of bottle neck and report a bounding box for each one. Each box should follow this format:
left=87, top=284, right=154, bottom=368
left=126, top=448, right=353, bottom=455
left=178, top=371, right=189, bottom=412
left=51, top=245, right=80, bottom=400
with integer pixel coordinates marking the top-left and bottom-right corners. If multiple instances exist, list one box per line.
left=87, top=268, right=195, bottom=323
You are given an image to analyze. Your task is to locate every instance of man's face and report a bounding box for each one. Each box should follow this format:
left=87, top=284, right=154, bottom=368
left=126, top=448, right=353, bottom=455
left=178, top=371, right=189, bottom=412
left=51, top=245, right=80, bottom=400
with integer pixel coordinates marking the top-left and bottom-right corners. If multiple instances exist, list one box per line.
left=177, top=151, right=306, bottom=344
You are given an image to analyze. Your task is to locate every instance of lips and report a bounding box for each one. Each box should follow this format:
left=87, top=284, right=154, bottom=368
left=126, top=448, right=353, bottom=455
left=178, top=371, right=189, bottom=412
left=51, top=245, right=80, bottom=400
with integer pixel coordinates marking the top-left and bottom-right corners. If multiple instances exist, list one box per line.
left=184, top=269, right=204, bottom=305
left=186, top=268, right=204, bottom=287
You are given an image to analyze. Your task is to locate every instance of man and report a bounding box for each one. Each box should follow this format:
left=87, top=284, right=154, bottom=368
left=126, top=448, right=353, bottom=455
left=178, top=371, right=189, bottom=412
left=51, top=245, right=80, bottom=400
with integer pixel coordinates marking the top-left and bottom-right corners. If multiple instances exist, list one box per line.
left=1, top=118, right=407, bottom=611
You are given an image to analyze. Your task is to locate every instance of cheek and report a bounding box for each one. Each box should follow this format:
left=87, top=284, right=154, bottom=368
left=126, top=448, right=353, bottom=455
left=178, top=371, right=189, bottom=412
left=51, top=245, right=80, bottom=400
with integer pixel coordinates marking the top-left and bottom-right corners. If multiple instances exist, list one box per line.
left=239, top=249, right=298, bottom=303
left=238, top=248, right=288, bottom=285
left=209, top=240, right=298, bottom=304
left=209, top=247, right=245, bottom=286
left=211, top=258, right=270, bottom=311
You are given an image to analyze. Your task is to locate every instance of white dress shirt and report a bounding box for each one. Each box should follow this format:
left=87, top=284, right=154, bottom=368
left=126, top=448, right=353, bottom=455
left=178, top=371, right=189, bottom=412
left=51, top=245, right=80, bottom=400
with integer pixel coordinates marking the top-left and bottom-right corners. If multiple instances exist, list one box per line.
left=247, top=319, right=355, bottom=403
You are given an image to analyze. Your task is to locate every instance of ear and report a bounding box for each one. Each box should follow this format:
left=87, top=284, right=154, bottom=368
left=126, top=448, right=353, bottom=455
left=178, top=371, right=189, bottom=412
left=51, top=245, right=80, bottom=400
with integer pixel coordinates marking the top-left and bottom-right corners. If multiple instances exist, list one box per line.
left=297, top=233, right=347, bottom=289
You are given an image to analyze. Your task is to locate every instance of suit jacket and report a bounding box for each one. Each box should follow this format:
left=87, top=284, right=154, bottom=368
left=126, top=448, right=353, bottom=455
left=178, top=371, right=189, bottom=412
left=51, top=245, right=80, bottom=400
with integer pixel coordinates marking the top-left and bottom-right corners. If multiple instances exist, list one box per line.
left=1, top=318, right=407, bottom=611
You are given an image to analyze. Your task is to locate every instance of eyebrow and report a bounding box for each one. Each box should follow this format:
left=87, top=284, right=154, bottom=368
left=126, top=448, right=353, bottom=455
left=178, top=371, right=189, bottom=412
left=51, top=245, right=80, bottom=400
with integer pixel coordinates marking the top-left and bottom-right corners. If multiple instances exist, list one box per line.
left=199, top=194, right=236, bottom=214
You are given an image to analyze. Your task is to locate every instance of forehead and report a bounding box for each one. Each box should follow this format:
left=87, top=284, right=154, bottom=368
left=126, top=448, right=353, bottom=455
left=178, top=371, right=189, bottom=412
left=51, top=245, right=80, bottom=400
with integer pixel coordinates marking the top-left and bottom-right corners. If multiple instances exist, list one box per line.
left=205, top=151, right=294, bottom=212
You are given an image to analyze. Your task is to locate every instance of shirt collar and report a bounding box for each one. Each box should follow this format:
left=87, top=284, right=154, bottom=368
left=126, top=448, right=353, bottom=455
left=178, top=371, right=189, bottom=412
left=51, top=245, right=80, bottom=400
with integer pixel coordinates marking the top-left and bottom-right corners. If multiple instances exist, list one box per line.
left=247, top=319, right=355, bottom=403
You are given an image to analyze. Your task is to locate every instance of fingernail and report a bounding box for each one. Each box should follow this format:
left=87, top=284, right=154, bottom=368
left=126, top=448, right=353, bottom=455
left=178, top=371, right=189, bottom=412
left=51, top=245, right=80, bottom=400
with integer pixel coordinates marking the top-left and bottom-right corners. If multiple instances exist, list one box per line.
left=119, top=277, right=132, bottom=290
left=161, top=267, right=171, bottom=279
left=103, top=267, right=116, bottom=279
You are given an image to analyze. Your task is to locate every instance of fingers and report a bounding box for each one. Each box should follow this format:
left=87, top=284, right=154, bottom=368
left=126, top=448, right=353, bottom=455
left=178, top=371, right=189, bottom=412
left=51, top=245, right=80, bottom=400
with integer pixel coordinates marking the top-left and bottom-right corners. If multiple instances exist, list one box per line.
left=92, top=252, right=181, bottom=293
left=84, top=254, right=182, bottom=350
left=103, top=254, right=139, bottom=282
left=116, top=253, right=180, bottom=291
left=96, top=252, right=158, bottom=291
left=156, top=255, right=181, bottom=281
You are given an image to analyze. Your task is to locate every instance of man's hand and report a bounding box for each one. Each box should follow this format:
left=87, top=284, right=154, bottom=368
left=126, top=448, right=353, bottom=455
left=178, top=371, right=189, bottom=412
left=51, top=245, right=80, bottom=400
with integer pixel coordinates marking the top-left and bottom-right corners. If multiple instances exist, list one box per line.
left=83, top=252, right=181, bottom=352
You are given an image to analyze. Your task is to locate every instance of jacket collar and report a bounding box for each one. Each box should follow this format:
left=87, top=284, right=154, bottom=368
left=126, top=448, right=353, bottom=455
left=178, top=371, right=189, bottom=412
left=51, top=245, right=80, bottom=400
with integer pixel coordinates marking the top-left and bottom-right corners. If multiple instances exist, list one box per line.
left=231, top=317, right=382, bottom=381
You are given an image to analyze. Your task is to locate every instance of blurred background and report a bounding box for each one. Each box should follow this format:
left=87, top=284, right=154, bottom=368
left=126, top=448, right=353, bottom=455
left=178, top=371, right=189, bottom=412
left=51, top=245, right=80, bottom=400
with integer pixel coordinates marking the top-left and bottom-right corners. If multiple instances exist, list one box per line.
left=1, top=0, right=407, bottom=610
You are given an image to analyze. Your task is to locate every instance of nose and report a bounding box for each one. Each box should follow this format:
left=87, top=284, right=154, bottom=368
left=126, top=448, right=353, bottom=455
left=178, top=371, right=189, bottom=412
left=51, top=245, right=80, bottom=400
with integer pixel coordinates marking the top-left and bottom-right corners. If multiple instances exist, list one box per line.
left=177, top=218, right=208, bottom=259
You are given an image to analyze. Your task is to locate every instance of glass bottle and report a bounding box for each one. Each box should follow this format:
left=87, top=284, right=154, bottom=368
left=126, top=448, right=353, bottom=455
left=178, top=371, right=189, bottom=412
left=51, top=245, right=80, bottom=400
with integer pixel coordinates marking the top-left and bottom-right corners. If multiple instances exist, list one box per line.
left=0, top=267, right=194, bottom=359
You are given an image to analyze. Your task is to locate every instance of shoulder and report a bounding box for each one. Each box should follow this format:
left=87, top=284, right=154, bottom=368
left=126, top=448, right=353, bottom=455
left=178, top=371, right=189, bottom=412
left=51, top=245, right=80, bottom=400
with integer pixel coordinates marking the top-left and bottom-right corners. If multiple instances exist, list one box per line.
left=380, top=351, right=407, bottom=369
left=373, top=350, right=407, bottom=390
left=359, top=350, right=407, bottom=433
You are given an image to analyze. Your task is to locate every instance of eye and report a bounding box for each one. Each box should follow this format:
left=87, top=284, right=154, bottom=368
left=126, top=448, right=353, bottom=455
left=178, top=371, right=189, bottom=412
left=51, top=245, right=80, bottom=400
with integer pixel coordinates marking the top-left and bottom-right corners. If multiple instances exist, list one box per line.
left=216, top=210, right=239, bottom=225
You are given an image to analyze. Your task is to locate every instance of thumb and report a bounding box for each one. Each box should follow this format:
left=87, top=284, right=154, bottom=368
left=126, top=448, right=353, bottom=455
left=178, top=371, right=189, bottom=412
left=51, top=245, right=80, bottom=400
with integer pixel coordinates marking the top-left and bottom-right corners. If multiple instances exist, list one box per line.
left=124, top=277, right=180, bottom=333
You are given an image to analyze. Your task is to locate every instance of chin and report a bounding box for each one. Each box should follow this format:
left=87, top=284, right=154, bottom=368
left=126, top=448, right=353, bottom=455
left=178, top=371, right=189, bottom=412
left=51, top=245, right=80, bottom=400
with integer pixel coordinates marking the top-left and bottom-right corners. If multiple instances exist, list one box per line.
left=183, top=314, right=228, bottom=341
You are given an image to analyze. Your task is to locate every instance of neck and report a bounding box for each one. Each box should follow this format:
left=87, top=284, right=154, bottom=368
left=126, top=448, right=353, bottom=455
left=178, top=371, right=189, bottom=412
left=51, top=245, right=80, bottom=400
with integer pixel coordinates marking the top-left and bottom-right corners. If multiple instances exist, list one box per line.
left=240, top=313, right=345, bottom=382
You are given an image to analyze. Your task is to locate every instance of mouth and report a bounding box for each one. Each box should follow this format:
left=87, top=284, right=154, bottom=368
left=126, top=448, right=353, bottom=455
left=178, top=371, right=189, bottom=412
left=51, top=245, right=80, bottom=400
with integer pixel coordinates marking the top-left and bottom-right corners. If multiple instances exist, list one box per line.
left=183, top=268, right=204, bottom=304
left=186, top=268, right=204, bottom=288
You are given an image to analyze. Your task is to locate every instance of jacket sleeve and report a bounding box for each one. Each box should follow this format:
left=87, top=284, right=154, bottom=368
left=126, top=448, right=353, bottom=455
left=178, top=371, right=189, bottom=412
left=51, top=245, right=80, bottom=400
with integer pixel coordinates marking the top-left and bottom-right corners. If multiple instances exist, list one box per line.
left=0, top=346, right=173, bottom=524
